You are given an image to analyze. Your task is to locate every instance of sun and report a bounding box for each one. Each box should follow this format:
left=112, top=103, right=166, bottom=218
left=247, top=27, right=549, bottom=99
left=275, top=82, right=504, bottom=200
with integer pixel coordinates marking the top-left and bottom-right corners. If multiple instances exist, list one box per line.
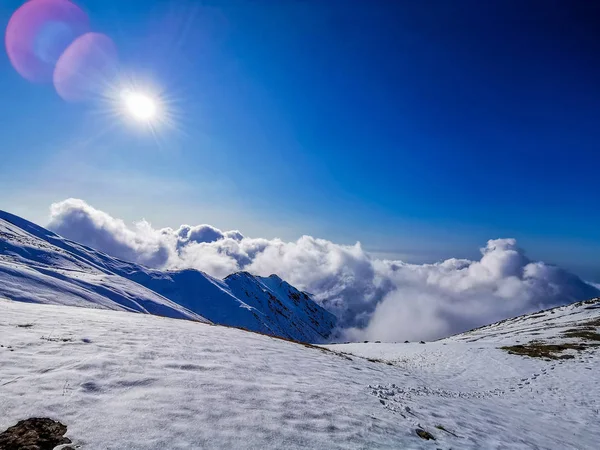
left=109, top=83, right=179, bottom=144
left=122, top=91, right=157, bottom=121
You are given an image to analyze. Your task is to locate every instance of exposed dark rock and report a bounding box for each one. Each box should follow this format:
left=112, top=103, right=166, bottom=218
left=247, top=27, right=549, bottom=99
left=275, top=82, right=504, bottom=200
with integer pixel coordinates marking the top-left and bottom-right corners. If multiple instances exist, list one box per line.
left=415, top=428, right=435, bottom=440
left=0, top=418, right=71, bottom=450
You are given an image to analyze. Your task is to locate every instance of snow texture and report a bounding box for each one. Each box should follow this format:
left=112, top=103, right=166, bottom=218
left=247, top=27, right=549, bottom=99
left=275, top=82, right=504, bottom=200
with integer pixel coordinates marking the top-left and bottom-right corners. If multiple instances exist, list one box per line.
left=326, top=298, right=600, bottom=449
left=1, top=298, right=599, bottom=449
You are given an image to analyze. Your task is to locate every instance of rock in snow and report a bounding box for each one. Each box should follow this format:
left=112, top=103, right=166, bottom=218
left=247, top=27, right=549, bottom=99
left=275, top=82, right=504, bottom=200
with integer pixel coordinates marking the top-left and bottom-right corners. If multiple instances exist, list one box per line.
left=0, top=418, right=71, bottom=450
left=0, top=210, right=336, bottom=342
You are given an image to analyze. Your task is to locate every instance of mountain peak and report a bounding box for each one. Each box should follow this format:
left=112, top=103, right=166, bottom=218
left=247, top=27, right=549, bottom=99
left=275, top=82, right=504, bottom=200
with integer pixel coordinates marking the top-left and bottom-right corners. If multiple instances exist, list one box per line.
left=0, top=211, right=336, bottom=343
left=224, top=271, right=256, bottom=280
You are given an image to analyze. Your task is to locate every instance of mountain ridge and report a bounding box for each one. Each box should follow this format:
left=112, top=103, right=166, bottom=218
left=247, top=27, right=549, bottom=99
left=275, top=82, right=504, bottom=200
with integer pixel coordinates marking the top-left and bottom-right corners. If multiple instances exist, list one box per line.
left=0, top=209, right=336, bottom=342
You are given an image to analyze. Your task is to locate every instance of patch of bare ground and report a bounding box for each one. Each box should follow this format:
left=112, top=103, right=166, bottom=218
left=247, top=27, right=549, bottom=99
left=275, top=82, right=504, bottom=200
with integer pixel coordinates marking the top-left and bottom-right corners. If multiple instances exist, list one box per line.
left=501, top=342, right=589, bottom=360
left=562, top=330, right=600, bottom=342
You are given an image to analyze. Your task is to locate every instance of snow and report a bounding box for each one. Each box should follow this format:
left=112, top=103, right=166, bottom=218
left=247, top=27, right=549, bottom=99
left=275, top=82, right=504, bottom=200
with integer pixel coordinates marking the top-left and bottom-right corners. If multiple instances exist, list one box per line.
left=0, top=300, right=406, bottom=449
left=226, top=272, right=336, bottom=341
left=2, top=299, right=599, bottom=449
left=0, top=210, right=335, bottom=342
left=442, top=298, right=600, bottom=345
left=330, top=340, right=599, bottom=449
left=325, top=299, right=600, bottom=449
left=0, top=213, right=208, bottom=323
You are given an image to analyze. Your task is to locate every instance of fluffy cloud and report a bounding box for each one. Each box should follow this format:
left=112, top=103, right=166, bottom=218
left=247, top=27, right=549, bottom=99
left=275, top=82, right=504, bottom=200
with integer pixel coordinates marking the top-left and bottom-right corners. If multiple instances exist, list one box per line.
left=49, top=199, right=173, bottom=267
left=48, top=199, right=600, bottom=342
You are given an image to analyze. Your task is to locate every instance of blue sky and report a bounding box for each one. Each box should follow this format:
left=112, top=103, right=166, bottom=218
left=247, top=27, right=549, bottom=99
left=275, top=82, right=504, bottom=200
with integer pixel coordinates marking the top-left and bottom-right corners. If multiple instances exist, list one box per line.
left=1, top=0, right=599, bottom=281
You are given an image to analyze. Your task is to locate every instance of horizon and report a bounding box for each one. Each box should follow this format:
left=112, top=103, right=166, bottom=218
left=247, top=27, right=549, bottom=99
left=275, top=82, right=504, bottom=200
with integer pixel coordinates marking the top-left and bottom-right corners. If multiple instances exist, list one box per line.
left=2, top=198, right=599, bottom=343
left=1, top=0, right=599, bottom=285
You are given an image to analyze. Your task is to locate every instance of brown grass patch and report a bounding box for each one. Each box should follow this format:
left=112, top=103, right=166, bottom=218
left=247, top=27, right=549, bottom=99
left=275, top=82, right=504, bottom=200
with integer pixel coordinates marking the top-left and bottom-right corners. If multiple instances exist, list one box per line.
left=562, top=330, right=600, bottom=342
left=501, top=342, right=588, bottom=359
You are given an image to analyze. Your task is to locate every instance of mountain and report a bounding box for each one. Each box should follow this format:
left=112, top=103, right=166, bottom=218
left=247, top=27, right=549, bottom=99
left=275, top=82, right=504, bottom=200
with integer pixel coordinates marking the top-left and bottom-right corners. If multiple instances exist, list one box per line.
left=122, top=269, right=336, bottom=342
left=2, top=298, right=599, bottom=449
left=0, top=210, right=336, bottom=342
left=0, top=210, right=208, bottom=323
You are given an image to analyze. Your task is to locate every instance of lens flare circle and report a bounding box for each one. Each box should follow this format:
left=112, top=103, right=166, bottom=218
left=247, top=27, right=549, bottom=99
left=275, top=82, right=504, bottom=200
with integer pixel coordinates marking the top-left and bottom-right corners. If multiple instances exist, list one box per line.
left=5, top=0, right=89, bottom=83
left=54, top=32, right=118, bottom=102
left=122, top=91, right=157, bottom=121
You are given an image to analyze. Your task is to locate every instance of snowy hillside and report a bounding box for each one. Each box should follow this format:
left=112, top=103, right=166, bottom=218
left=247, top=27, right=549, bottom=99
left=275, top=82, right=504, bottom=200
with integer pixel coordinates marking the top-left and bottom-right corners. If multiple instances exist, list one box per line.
left=325, top=299, right=600, bottom=449
left=0, top=210, right=335, bottom=342
left=123, top=268, right=335, bottom=343
left=443, top=297, right=600, bottom=346
left=1, top=299, right=599, bottom=449
left=0, top=211, right=208, bottom=323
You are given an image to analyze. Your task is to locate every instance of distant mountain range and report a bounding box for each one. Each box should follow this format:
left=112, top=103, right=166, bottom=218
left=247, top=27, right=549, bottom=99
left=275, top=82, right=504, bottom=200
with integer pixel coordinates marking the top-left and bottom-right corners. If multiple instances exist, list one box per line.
left=0, top=210, right=336, bottom=342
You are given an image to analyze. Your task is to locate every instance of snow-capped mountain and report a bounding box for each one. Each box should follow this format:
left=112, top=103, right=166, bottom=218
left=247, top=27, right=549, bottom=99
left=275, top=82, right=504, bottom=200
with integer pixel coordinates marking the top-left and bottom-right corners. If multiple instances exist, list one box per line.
left=0, top=210, right=208, bottom=323
left=122, top=268, right=335, bottom=343
left=0, top=210, right=336, bottom=342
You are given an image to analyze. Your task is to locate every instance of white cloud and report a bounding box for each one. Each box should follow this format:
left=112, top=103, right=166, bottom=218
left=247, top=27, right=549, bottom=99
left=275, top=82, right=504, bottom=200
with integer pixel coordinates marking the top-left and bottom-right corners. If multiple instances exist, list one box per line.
left=48, top=199, right=600, bottom=341
left=49, top=199, right=174, bottom=267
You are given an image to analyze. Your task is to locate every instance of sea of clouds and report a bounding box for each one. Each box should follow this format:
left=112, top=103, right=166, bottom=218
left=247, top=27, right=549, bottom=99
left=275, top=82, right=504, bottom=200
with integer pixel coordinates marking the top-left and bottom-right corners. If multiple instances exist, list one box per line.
left=48, top=198, right=600, bottom=341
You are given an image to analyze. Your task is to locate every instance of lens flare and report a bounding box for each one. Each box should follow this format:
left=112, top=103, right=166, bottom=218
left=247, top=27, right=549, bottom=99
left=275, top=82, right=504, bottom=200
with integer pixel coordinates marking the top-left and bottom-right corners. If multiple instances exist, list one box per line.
left=5, top=0, right=89, bottom=83
left=54, top=32, right=118, bottom=102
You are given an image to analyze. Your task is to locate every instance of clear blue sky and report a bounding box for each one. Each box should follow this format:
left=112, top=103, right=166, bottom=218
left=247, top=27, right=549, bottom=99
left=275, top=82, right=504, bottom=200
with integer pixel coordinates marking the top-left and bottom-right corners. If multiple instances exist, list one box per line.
left=1, top=0, right=599, bottom=281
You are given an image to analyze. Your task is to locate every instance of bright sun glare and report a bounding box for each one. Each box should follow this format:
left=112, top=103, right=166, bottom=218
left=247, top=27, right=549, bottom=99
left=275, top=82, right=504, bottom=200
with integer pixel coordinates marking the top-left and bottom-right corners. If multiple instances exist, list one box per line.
left=123, top=91, right=157, bottom=121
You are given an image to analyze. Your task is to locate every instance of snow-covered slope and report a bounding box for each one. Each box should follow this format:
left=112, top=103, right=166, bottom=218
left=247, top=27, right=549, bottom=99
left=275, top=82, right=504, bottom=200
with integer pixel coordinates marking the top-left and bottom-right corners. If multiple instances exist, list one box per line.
left=443, top=297, right=600, bottom=345
left=0, top=211, right=208, bottom=323
left=122, top=268, right=336, bottom=342
left=226, top=272, right=336, bottom=342
left=2, top=299, right=599, bottom=449
left=0, top=210, right=336, bottom=342
left=325, top=300, right=600, bottom=449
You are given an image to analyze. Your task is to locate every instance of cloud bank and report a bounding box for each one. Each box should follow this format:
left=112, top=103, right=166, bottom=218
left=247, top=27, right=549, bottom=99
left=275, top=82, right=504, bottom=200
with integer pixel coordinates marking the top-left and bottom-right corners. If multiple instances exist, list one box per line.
left=48, top=199, right=600, bottom=341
